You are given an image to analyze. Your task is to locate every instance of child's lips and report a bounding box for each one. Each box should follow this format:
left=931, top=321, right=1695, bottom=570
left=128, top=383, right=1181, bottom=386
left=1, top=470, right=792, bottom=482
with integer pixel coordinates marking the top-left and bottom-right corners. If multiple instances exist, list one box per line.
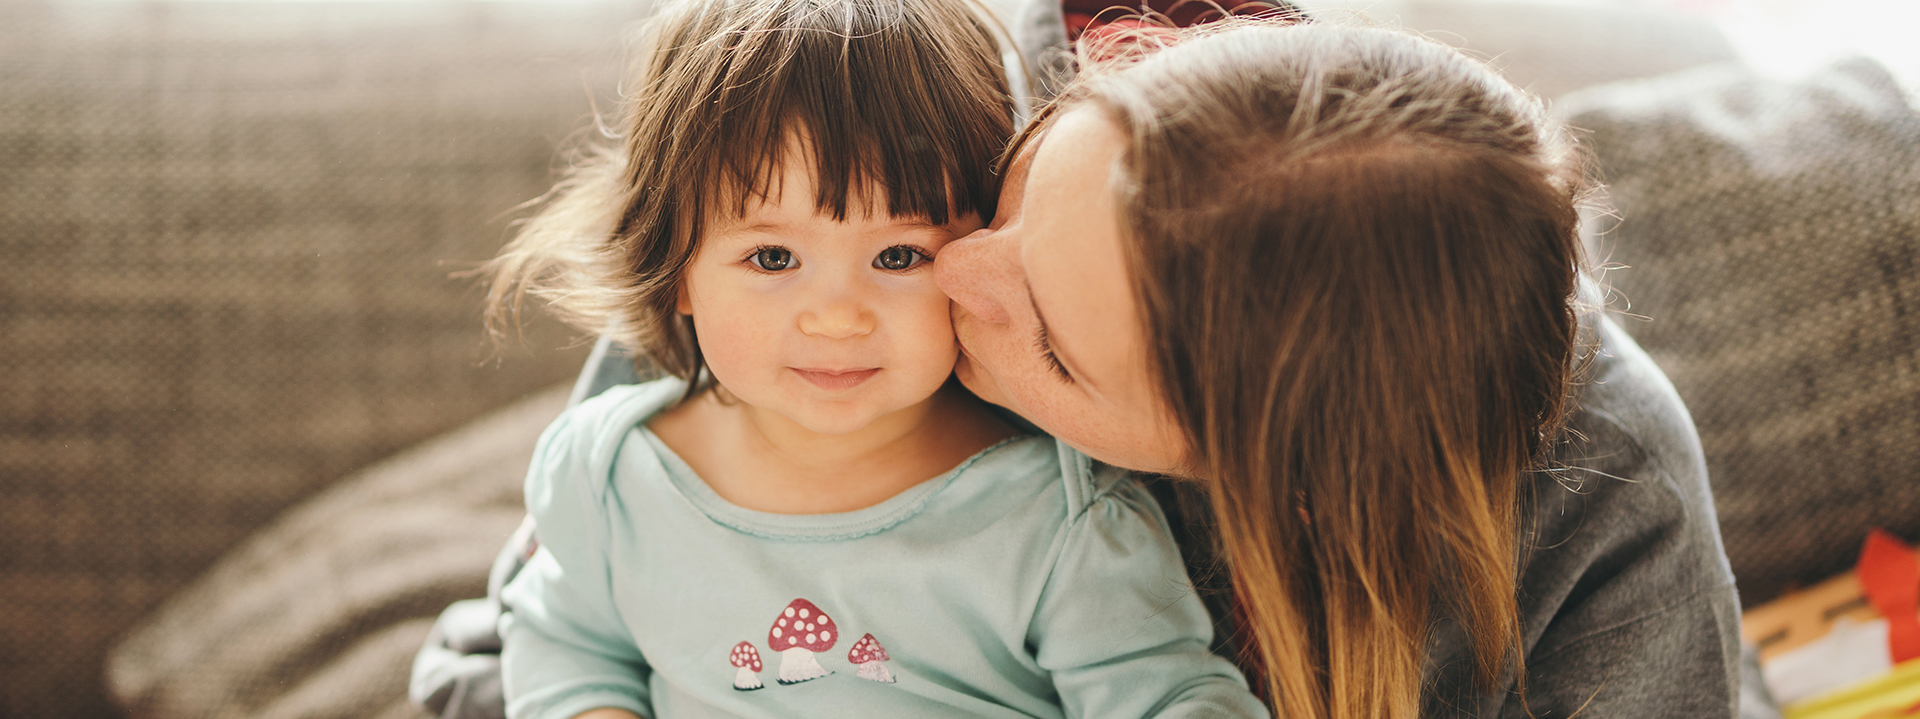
left=790, top=367, right=881, bottom=391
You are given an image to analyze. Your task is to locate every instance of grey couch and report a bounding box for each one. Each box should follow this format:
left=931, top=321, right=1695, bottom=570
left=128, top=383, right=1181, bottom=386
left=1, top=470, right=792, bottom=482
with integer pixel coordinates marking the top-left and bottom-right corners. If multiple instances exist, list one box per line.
left=4, top=0, right=1914, bottom=717
left=1, top=2, right=628, bottom=716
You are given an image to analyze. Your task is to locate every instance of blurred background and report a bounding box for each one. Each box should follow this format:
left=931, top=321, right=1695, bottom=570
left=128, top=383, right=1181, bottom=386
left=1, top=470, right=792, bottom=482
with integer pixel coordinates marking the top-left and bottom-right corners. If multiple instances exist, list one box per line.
left=2, top=0, right=1915, bottom=717
left=1, top=2, right=629, bottom=715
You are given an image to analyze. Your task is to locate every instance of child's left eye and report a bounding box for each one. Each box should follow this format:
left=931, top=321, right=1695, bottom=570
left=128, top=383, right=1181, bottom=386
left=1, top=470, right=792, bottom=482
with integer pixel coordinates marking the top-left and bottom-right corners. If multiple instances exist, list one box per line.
left=873, top=246, right=930, bottom=271
left=749, top=246, right=796, bottom=272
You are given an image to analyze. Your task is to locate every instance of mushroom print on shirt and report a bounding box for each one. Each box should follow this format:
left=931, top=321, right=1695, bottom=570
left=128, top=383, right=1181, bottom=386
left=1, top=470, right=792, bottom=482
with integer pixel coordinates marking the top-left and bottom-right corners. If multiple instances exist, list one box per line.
left=499, top=381, right=1267, bottom=719
left=728, top=641, right=764, bottom=691
left=847, top=634, right=895, bottom=684
left=767, top=599, right=837, bottom=684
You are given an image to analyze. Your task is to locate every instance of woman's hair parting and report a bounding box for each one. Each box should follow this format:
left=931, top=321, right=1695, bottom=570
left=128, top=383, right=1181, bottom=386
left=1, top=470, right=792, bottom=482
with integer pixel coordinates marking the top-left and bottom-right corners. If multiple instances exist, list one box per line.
left=1036, top=20, right=1590, bottom=719
left=484, top=0, right=1015, bottom=385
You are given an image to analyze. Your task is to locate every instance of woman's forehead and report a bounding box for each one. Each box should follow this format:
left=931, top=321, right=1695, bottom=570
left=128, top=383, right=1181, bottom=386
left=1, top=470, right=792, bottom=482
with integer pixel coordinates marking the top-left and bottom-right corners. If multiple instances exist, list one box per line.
left=1022, top=108, right=1140, bottom=389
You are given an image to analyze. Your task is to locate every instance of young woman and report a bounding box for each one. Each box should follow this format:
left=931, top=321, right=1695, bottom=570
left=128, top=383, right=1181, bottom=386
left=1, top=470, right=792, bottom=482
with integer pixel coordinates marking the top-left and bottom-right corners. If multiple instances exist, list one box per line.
left=933, top=19, right=1742, bottom=719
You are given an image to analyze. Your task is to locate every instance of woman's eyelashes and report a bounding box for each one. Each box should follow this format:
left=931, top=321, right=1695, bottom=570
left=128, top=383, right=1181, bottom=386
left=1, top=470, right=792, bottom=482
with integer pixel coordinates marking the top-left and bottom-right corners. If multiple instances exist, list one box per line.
left=742, top=245, right=932, bottom=273
left=1033, top=322, right=1074, bottom=383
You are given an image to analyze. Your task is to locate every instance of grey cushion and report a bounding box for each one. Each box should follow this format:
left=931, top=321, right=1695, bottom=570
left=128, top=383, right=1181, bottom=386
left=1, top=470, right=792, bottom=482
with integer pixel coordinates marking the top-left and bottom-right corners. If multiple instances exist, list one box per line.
left=0, top=1, right=628, bottom=716
left=104, top=385, right=568, bottom=719
left=1558, top=58, right=1920, bottom=606
left=1299, top=0, right=1738, bottom=100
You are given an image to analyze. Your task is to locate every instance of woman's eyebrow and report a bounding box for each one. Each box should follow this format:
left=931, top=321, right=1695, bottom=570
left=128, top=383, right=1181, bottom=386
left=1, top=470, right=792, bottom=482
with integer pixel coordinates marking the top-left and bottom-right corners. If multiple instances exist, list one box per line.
left=1025, top=277, right=1093, bottom=388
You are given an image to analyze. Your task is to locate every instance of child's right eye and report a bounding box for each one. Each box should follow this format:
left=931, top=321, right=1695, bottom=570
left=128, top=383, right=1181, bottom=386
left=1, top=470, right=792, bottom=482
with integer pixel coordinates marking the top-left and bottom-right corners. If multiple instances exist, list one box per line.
left=748, top=246, right=796, bottom=272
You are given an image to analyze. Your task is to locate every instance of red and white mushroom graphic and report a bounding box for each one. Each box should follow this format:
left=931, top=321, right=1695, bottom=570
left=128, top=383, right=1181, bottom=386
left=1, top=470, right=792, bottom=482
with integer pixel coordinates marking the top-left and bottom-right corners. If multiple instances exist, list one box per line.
left=847, top=633, right=895, bottom=683
left=728, top=641, right=763, bottom=691
left=766, top=598, right=837, bottom=684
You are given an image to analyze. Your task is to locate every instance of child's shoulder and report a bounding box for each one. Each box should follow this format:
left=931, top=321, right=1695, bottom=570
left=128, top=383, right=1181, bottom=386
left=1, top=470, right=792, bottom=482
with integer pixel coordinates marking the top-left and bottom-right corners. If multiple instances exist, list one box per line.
left=522, top=378, right=687, bottom=516
left=1063, top=445, right=1156, bottom=521
left=535, top=377, right=688, bottom=466
left=566, top=377, right=688, bottom=424
left=968, top=435, right=1151, bottom=525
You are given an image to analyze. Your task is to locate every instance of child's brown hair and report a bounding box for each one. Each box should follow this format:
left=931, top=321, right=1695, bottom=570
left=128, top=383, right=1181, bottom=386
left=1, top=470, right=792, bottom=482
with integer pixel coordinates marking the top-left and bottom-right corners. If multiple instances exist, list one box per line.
left=485, top=0, right=1015, bottom=385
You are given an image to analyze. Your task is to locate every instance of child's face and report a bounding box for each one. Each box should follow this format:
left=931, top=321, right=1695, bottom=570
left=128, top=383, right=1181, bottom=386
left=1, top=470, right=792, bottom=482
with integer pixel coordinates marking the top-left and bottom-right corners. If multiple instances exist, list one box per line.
left=677, top=151, right=982, bottom=436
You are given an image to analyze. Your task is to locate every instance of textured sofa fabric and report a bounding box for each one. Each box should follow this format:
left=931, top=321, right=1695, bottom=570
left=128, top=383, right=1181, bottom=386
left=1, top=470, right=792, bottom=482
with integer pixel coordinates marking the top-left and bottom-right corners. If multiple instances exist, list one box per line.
left=1299, top=0, right=1738, bottom=100
left=106, top=386, right=570, bottom=719
left=0, top=2, right=635, bottom=716
left=1559, top=58, right=1920, bottom=607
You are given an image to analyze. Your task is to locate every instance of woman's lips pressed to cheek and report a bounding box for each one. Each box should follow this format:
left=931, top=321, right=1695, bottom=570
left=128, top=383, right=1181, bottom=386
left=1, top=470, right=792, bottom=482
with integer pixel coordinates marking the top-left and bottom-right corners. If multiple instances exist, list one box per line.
left=790, top=368, right=881, bottom=391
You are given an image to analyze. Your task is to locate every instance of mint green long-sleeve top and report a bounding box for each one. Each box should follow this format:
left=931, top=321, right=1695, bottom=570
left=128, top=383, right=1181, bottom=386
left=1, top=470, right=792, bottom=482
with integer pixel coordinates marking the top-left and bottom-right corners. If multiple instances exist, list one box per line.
left=498, top=379, right=1266, bottom=719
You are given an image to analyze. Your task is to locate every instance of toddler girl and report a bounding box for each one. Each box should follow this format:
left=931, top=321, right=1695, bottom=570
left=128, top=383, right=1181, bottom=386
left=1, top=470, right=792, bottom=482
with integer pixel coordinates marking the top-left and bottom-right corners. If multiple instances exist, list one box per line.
left=486, top=0, right=1264, bottom=717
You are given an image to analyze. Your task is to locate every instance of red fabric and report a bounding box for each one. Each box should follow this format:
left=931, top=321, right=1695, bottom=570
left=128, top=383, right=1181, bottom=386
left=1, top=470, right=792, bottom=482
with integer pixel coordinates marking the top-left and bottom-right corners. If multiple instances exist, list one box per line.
left=1859, top=528, right=1920, bottom=664
left=1061, top=0, right=1296, bottom=41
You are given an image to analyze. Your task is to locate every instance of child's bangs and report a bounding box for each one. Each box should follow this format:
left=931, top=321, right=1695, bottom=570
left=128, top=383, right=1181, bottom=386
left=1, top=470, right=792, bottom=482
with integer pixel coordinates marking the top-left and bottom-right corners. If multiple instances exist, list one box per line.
left=689, top=0, right=1013, bottom=225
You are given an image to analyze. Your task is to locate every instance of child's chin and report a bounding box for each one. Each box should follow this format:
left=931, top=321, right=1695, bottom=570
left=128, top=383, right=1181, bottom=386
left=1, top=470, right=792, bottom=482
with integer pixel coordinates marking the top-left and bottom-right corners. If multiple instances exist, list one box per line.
left=789, top=408, right=886, bottom=437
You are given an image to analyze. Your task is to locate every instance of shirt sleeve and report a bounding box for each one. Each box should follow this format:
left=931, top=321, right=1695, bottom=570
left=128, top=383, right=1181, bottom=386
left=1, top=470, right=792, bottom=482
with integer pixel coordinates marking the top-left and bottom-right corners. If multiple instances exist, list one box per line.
left=1487, top=415, right=1742, bottom=719
left=1486, top=316, right=1741, bottom=718
left=499, top=406, right=653, bottom=719
left=1501, top=585, right=1740, bottom=719
left=1028, top=477, right=1271, bottom=719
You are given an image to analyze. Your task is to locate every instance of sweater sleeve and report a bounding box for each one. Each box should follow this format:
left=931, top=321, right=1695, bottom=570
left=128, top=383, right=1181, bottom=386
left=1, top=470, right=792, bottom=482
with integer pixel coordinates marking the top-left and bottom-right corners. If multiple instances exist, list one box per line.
left=1029, top=477, right=1270, bottom=719
left=499, top=406, right=653, bottom=719
left=1434, top=316, right=1741, bottom=719
left=1487, top=404, right=1741, bottom=719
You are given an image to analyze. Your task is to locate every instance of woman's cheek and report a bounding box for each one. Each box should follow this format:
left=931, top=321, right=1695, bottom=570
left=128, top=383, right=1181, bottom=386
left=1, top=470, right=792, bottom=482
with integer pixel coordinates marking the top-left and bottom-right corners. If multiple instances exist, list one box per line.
left=974, top=332, right=1079, bottom=432
left=988, top=354, right=1165, bottom=471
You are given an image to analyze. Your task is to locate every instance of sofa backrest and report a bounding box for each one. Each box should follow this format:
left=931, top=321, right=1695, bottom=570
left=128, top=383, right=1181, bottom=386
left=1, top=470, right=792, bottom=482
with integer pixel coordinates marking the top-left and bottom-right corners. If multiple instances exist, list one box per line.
left=0, top=2, right=637, bottom=716
left=1561, top=57, right=1920, bottom=607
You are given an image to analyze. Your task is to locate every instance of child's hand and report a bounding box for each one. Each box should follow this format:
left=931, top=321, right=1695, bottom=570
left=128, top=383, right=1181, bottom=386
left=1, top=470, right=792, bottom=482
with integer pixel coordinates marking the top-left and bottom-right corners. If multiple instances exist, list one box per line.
left=571, top=709, right=644, bottom=719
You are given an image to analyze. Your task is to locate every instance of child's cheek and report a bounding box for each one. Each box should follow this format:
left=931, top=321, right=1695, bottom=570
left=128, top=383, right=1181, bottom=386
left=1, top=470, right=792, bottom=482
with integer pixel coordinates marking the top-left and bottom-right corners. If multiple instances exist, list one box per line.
left=687, top=279, right=788, bottom=390
left=893, top=280, right=962, bottom=375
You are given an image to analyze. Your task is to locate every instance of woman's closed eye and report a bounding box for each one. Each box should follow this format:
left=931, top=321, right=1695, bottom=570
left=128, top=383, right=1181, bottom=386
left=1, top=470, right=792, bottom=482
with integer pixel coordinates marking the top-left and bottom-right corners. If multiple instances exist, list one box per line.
left=747, top=246, right=797, bottom=272
left=1034, top=321, right=1074, bottom=383
left=873, top=245, right=932, bottom=272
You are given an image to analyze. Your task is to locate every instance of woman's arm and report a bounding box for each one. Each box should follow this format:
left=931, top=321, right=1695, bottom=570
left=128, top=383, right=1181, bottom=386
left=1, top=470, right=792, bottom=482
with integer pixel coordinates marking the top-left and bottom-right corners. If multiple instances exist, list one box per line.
left=1428, top=316, right=1742, bottom=717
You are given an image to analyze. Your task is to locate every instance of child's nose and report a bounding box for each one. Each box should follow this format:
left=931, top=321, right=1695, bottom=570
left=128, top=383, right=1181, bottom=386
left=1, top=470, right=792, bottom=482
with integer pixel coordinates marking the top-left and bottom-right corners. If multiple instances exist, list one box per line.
left=798, top=296, right=877, bottom=339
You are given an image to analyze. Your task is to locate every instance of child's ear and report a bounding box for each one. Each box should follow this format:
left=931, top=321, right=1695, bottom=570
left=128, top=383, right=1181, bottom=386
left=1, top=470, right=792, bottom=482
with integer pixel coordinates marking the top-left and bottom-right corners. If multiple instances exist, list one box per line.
left=676, top=281, right=692, bottom=315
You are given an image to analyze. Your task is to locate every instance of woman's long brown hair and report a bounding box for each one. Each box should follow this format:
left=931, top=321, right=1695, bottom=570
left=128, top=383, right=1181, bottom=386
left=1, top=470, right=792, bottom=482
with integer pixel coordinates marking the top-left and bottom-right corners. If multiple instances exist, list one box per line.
left=1042, top=22, right=1589, bottom=718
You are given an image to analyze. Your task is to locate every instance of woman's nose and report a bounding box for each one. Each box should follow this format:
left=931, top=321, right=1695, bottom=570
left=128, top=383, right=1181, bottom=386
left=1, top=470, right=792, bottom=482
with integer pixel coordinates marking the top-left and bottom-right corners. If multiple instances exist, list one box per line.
left=797, top=294, right=877, bottom=339
left=934, top=226, right=1015, bottom=324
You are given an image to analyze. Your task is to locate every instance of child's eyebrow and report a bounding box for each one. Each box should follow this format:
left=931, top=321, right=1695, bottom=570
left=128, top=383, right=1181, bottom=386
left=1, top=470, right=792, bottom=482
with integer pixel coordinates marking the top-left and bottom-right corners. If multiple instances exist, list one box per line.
left=708, top=217, right=950, bottom=240
left=704, top=221, right=790, bottom=241
left=886, top=218, right=948, bottom=231
left=719, top=222, right=786, bottom=234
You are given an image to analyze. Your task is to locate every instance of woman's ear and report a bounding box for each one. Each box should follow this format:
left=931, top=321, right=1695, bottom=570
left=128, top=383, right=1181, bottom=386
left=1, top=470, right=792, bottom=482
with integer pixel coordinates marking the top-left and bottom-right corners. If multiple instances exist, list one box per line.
left=676, top=280, right=693, bottom=316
